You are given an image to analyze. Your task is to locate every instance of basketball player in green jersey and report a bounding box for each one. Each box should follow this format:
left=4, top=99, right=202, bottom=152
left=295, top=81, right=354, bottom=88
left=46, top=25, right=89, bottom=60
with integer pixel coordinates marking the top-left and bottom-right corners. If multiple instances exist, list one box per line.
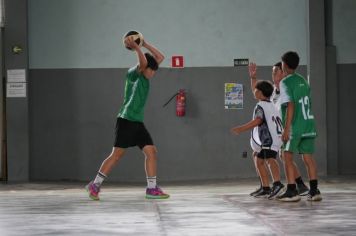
left=277, top=51, right=322, bottom=202
left=86, top=35, right=169, bottom=200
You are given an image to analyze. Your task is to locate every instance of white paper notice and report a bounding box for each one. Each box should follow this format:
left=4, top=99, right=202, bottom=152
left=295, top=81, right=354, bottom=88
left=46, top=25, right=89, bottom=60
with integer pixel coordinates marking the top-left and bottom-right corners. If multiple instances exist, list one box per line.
left=7, top=69, right=26, bottom=83
left=7, top=83, right=27, bottom=98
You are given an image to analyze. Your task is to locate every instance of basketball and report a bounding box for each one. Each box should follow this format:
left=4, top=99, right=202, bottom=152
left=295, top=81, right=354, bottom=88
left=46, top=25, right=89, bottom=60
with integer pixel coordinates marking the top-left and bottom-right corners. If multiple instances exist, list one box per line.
left=123, top=30, right=144, bottom=50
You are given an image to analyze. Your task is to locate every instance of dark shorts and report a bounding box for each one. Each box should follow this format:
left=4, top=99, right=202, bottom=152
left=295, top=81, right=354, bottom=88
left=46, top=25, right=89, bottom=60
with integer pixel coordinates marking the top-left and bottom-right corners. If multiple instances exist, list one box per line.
left=114, top=118, right=154, bottom=149
left=256, top=149, right=278, bottom=159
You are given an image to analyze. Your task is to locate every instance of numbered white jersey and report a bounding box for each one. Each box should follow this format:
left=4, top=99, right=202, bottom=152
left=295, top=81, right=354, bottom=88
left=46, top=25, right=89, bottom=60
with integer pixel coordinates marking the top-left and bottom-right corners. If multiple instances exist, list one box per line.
left=250, top=101, right=283, bottom=152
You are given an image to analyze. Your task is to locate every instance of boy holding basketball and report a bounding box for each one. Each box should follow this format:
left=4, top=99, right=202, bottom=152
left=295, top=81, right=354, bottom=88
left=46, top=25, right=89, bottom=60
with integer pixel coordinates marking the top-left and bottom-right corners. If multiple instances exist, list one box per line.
left=86, top=33, right=169, bottom=200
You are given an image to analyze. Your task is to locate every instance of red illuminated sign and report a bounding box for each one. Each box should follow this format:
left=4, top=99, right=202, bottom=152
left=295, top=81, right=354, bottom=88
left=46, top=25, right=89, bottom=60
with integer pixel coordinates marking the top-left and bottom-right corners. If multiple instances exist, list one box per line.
left=171, top=56, right=184, bottom=68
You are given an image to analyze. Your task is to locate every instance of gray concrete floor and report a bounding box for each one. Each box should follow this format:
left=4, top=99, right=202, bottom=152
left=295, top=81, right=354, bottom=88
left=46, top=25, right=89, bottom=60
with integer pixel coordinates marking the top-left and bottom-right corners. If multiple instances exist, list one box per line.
left=1, top=178, right=356, bottom=236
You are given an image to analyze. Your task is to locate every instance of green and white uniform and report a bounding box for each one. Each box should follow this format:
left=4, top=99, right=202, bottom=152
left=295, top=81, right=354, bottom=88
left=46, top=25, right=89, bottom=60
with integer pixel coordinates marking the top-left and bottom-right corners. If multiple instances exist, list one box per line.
left=118, top=66, right=150, bottom=122
left=279, top=73, right=317, bottom=153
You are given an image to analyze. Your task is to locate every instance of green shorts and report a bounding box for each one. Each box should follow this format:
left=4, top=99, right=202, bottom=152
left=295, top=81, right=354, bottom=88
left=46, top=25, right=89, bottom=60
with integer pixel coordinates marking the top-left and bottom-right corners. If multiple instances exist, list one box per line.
left=282, top=137, right=315, bottom=154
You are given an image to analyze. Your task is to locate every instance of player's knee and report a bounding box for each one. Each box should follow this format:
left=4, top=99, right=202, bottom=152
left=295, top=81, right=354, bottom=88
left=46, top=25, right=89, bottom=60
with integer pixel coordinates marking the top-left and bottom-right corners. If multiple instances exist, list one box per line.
left=108, top=154, right=121, bottom=163
left=143, top=145, right=157, bottom=159
left=268, top=158, right=278, bottom=167
left=146, top=153, right=157, bottom=161
left=302, top=155, right=313, bottom=166
left=109, top=149, right=125, bottom=162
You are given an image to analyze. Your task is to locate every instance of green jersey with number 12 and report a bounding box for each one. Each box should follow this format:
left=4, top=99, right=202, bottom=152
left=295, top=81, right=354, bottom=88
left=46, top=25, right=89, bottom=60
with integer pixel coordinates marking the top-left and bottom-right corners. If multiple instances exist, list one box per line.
left=279, top=73, right=317, bottom=138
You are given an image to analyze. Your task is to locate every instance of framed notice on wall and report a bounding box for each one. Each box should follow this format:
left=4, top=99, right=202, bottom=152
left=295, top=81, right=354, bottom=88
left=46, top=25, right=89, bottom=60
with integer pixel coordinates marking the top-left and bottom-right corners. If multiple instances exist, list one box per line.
left=6, top=69, right=27, bottom=98
left=7, top=69, right=26, bottom=83
left=224, top=83, right=243, bottom=109
left=6, top=83, right=26, bottom=98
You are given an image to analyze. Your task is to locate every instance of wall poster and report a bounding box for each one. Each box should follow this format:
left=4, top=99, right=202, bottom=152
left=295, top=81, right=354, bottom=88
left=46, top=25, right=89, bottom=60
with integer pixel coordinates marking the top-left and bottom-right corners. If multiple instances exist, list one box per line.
left=224, top=83, right=243, bottom=109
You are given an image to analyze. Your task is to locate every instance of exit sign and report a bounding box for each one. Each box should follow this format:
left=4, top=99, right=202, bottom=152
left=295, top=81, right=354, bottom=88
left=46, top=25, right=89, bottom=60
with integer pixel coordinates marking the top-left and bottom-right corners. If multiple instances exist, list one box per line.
left=172, top=56, right=184, bottom=68
left=234, top=58, right=249, bottom=66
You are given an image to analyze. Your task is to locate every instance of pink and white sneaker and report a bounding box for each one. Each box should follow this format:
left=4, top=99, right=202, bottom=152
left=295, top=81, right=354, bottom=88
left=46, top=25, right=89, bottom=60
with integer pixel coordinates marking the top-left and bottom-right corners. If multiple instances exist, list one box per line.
left=146, top=186, right=170, bottom=199
left=86, top=181, right=100, bottom=200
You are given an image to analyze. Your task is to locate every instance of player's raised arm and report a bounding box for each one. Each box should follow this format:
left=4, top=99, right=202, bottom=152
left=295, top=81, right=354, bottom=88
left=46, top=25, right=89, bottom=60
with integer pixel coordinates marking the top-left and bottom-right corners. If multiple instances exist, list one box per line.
left=142, top=40, right=165, bottom=65
left=249, top=62, right=258, bottom=93
left=125, top=36, right=148, bottom=72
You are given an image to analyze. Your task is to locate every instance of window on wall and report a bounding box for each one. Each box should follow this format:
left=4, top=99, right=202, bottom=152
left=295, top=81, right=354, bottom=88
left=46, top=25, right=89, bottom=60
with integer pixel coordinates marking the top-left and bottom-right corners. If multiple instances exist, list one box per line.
left=0, top=0, right=4, bottom=27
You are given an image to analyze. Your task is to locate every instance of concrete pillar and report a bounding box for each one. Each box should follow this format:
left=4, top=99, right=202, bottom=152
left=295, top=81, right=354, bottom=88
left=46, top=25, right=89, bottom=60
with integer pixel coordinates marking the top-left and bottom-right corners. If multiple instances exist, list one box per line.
left=324, top=0, right=338, bottom=175
left=4, top=0, right=29, bottom=181
left=306, top=0, right=327, bottom=175
left=0, top=0, right=5, bottom=180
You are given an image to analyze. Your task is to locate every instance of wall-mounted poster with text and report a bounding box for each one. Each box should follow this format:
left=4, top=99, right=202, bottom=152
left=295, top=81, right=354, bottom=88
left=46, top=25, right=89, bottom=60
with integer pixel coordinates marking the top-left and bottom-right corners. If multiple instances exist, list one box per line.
left=224, top=83, right=243, bottom=109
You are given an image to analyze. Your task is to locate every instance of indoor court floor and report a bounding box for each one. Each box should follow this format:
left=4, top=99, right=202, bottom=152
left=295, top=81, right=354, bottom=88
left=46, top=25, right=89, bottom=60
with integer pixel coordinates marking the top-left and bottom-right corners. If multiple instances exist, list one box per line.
left=1, top=177, right=356, bottom=236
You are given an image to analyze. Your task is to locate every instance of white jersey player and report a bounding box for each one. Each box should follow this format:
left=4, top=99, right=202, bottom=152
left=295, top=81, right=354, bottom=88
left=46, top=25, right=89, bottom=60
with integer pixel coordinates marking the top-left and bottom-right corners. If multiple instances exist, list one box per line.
left=250, top=100, right=283, bottom=155
left=231, top=80, right=284, bottom=198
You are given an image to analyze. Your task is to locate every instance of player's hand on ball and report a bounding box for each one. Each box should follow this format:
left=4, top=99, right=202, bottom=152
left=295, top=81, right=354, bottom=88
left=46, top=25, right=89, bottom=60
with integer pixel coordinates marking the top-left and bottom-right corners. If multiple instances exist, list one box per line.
left=124, top=36, right=139, bottom=50
left=141, top=39, right=147, bottom=47
left=123, top=31, right=144, bottom=50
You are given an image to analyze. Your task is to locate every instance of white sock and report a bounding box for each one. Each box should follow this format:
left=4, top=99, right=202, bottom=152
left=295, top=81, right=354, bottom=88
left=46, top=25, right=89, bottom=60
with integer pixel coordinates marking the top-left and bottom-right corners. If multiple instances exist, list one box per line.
left=147, top=176, right=157, bottom=189
left=93, top=172, right=107, bottom=186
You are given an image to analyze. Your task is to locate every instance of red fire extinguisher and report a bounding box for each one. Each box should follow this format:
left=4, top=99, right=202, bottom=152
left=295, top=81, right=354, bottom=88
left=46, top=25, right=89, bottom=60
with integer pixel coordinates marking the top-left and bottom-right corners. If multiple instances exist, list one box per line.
left=176, top=89, right=186, bottom=117
left=163, top=89, right=186, bottom=117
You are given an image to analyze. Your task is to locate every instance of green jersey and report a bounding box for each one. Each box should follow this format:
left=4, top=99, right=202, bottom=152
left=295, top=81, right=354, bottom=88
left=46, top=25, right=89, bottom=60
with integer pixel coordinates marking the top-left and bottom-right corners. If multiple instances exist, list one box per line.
left=279, top=73, right=317, bottom=138
left=118, top=66, right=150, bottom=122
